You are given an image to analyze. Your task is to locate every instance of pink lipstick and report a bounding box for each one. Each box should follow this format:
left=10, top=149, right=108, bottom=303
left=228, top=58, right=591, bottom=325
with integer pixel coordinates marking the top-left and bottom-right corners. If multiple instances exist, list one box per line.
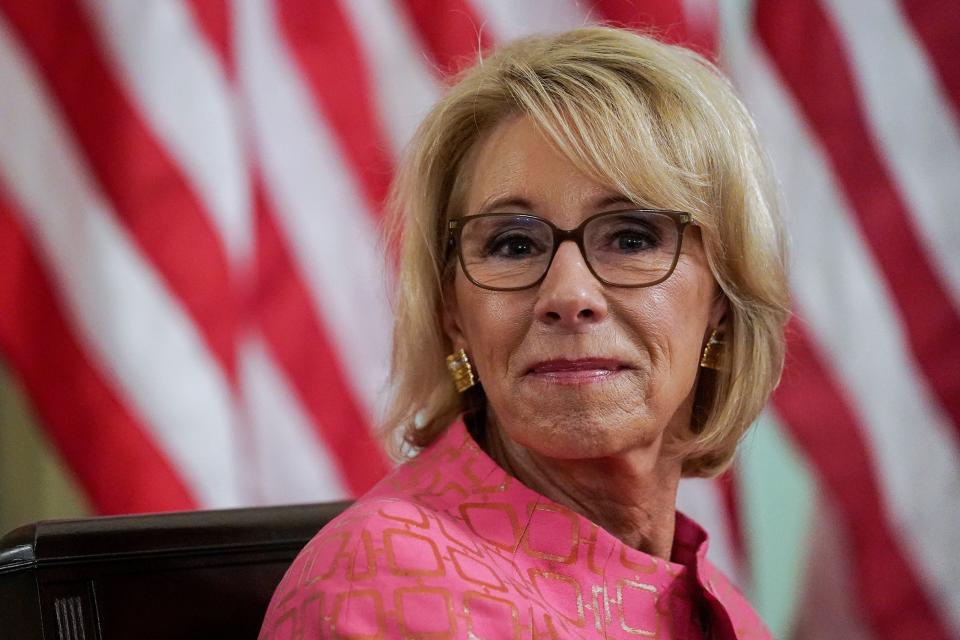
left=527, top=359, right=626, bottom=384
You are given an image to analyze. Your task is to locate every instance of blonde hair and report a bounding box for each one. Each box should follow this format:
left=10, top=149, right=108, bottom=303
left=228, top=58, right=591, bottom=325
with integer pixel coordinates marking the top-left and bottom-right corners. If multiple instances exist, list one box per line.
left=383, top=27, right=789, bottom=477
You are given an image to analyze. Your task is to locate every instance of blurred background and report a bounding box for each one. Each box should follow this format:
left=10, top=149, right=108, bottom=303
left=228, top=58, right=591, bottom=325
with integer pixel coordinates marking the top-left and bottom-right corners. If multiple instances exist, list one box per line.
left=0, top=1, right=957, bottom=638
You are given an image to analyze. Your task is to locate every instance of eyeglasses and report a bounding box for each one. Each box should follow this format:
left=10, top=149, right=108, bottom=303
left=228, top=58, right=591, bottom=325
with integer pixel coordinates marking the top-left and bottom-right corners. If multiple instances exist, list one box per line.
left=447, top=209, right=694, bottom=291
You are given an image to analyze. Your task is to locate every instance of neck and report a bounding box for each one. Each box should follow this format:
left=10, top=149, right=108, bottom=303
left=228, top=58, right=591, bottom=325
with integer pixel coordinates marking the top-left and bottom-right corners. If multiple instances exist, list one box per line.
left=484, top=422, right=682, bottom=559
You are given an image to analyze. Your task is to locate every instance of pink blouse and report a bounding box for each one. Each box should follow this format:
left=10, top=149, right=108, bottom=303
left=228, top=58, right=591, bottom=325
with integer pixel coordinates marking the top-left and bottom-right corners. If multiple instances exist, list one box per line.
left=260, top=421, right=770, bottom=639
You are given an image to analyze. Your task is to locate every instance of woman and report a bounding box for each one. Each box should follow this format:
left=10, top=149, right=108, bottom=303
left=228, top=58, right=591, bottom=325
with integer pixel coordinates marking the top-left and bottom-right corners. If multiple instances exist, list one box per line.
left=261, top=26, right=788, bottom=639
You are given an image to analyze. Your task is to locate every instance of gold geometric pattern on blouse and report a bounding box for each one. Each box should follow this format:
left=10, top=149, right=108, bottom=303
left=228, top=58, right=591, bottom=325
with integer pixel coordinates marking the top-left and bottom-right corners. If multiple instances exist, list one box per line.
left=261, top=427, right=769, bottom=639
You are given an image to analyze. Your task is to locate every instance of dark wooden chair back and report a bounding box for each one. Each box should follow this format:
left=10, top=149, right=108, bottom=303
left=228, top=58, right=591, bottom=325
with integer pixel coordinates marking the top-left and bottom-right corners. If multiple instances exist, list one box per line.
left=0, top=502, right=349, bottom=640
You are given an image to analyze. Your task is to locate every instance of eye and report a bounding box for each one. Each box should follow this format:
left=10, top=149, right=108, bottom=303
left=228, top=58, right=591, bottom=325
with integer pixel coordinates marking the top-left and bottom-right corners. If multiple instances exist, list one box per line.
left=606, top=226, right=661, bottom=253
left=588, top=212, right=671, bottom=256
left=485, top=232, right=545, bottom=258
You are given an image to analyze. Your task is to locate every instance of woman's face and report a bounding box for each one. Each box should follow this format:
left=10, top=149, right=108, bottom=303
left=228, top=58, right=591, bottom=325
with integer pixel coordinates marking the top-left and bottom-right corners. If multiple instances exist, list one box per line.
left=444, top=116, right=725, bottom=461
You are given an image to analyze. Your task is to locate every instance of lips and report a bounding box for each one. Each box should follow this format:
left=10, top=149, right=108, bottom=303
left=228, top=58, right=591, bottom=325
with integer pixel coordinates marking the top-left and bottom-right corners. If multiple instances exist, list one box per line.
left=526, top=358, right=628, bottom=383
left=529, top=358, right=625, bottom=373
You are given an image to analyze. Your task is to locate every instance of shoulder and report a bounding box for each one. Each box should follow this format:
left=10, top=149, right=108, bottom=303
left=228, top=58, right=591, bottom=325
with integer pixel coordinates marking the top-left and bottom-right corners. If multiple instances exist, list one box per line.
left=258, top=494, right=462, bottom=640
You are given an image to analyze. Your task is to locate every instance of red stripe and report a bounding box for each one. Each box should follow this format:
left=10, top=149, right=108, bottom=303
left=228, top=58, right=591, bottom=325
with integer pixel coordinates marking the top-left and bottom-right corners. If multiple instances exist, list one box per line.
left=897, top=0, right=960, bottom=118
left=0, top=192, right=197, bottom=515
left=589, top=0, right=717, bottom=57
left=0, top=0, right=239, bottom=382
left=274, top=0, right=394, bottom=216
left=183, top=0, right=232, bottom=77
left=773, top=321, right=950, bottom=639
left=397, top=0, right=493, bottom=77
left=190, top=6, right=391, bottom=495
left=756, top=0, right=960, bottom=445
left=253, top=184, right=390, bottom=495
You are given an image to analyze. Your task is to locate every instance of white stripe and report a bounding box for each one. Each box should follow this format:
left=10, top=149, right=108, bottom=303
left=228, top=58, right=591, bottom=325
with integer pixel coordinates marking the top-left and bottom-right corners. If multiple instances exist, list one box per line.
left=235, top=0, right=393, bottom=419
left=792, top=495, right=874, bottom=640
left=677, top=478, right=743, bottom=587
left=82, top=0, right=252, bottom=266
left=469, top=0, right=589, bottom=42
left=728, top=36, right=960, bottom=632
left=0, top=16, right=241, bottom=508
left=338, top=0, right=442, bottom=158
left=240, top=337, right=350, bottom=503
left=682, top=0, right=717, bottom=34
left=822, top=0, right=960, bottom=308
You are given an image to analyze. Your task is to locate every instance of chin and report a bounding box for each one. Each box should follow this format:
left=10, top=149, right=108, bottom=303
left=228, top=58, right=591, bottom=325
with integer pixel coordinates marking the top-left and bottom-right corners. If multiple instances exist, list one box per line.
left=504, top=408, right=662, bottom=461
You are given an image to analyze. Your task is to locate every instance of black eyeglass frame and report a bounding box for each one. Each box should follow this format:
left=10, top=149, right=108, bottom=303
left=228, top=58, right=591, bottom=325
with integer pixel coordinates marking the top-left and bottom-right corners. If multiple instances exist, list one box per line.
left=447, top=208, right=695, bottom=292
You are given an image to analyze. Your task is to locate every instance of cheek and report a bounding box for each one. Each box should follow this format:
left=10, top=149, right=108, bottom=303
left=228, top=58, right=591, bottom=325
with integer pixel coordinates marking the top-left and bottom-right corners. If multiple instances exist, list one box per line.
left=455, top=278, right=530, bottom=377
left=632, top=272, right=714, bottom=378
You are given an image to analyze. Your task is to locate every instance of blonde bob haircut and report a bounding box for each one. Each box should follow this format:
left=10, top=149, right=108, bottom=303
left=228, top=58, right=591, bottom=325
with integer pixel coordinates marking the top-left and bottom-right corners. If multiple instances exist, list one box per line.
left=383, top=26, right=789, bottom=477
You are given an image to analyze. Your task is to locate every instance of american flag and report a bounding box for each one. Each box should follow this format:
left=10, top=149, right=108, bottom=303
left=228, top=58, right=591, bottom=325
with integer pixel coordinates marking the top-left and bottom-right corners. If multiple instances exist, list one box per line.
left=0, top=1, right=956, bottom=638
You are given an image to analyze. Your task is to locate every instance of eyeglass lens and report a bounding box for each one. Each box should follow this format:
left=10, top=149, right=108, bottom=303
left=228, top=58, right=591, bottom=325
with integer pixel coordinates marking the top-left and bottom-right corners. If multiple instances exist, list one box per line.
left=458, top=211, right=681, bottom=290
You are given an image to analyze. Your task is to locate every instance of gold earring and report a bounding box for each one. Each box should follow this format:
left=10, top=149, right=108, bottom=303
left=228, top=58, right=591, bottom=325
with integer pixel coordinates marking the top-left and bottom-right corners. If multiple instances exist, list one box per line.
left=700, top=329, right=724, bottom=370
left=446, top=348, right=477, bottom=392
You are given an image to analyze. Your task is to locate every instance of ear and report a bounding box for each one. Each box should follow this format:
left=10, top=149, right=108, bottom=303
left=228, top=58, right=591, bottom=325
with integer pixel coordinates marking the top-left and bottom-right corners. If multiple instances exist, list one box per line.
left=441, top=281, right=469, bottom=353
left=708, top=290, right=729, bottom=336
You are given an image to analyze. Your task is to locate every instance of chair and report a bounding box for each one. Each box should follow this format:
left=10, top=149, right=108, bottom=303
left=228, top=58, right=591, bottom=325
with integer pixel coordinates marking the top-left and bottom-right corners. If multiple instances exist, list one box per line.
left=0, top=502, right=350, bottom=640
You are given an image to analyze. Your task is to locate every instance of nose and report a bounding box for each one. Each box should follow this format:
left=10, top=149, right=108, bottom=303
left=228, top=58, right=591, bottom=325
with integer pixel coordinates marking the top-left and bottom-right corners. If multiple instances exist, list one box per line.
left=534, top=241, right=609, bottom=329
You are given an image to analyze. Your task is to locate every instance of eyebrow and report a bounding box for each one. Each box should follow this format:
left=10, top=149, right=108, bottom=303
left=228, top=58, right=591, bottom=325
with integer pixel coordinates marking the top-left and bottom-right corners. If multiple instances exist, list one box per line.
left=594, top=195, right=637, bottom=209
left=474, top=193, right=637, bottom=216
left=475, top=196, right=532, bottom=215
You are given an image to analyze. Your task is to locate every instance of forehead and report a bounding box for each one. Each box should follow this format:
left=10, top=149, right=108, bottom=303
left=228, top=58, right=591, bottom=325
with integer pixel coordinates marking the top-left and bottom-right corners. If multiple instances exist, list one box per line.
left=462, top=116, right=628, bottom=217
